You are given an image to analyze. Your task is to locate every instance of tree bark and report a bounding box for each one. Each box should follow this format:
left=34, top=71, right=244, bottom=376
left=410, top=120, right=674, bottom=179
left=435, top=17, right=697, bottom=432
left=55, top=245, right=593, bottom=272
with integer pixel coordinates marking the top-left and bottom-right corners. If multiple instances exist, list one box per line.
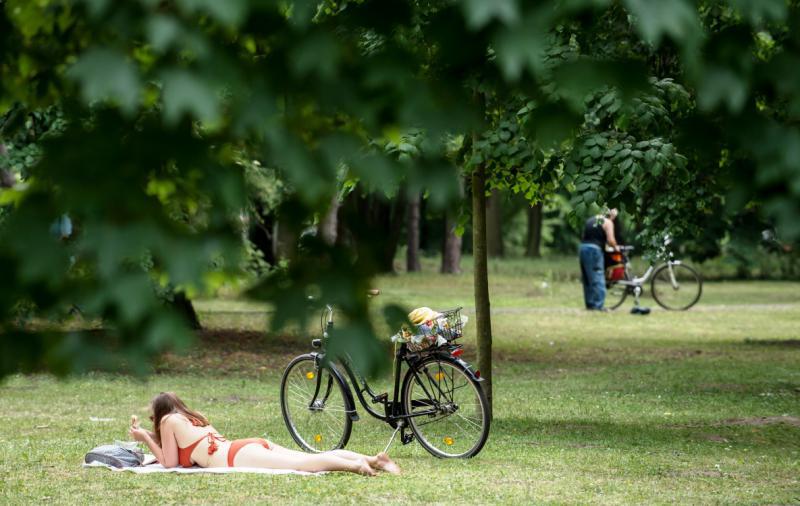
left=247, top=204, right=276, bottom=265
left=406, top=192, right=422, bottom=272
left=441, top=211, right=462, bottom=274
left=472, top=164, right=493, bottom=415
left=337, top=188, right=405, bottom=273
left=319, top=193, right=339, bottom=245
left=486, top=188, right=504, bottom=258
left=525, top=201, right=544, bottom=258
left=274, top=219, right=297, bottom=261
left=171, top=291, right=201, bottom=330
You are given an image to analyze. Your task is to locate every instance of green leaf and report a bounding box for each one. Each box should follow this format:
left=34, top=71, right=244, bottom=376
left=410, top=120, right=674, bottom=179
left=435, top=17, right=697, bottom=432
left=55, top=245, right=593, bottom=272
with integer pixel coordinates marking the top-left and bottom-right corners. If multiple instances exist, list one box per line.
left=175, top=0, right=249, bottom=27
left=623, top=0, right=700, bottom=47
left=697, top=67, right=749, bottom=113
left=552, top=59, right=649, bottom=107
left=462, top=0, right=519, bottom=29
left=290, top=32, right=340, bottom=79
left=728, top=0, right=787, bottom=24
left=493, top=14, right=548, bottom=80
left=526, top=102, right=582, bottom=148
left=146, top=15, right=183, bottom=53
left=161, top=70, right=220, bottom=125
left=68, top=48, right=141, bottom=114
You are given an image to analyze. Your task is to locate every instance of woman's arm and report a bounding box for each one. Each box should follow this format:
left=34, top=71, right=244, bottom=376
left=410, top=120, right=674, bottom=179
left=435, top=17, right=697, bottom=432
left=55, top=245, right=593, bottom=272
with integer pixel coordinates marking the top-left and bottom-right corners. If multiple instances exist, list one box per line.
left=157, top=419, right=179, bottom=468
left=129, top=427, right=165, bottom=464
left=602, top=218, right=619, bottom=250
left=129, top=419, right=179, bottom=467
left=130, top=415, right=157, bottom=441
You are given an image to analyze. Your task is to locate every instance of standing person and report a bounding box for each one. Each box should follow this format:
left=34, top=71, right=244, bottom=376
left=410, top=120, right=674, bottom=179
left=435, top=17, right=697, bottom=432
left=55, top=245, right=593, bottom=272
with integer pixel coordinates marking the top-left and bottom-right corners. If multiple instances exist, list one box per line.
left=579, top=208, right=620, bottom=311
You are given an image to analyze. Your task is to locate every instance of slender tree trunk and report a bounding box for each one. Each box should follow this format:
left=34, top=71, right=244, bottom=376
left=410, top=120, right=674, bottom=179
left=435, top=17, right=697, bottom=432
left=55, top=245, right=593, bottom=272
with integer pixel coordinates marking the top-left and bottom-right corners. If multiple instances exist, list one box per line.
left=486, top=188, right=503, bottom=258
left=383, top=191, right=406, bottom=273
left=441, top=211, right=462, bottom=274
left=344, top=189, right=405, bottom=273
left=525, top=202, right=543, bottom=258
left=171, top=291, right=201, bottom=330
left=0, top=168, right=14, bottom=188
left=472, top=164, right=493, bottom=415
left=406, top=192, right=421, bottom=272
left=319, top=193, right=339, bottom=245
left=248, top=204, right=276, bottom=265
left=274, top=220, right=296, bottom=261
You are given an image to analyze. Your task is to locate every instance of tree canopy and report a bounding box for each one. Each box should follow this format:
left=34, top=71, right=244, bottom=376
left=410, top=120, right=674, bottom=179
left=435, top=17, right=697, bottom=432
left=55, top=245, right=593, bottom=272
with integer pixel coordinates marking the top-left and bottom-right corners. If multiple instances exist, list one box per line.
left=1, top=0, right=799, bottom=378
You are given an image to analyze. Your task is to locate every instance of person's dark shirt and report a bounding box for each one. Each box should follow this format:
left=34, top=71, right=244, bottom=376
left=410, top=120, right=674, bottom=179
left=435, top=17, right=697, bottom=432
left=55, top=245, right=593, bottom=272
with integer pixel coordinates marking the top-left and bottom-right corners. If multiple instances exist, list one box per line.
left=581, top=216, right=606, bottom=248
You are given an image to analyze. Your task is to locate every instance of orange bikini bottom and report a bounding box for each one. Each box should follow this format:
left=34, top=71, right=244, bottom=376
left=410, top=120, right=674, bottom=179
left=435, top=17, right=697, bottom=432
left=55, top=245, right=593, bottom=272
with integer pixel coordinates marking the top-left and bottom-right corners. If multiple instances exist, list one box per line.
left=227, top=438, right=271, bottom=467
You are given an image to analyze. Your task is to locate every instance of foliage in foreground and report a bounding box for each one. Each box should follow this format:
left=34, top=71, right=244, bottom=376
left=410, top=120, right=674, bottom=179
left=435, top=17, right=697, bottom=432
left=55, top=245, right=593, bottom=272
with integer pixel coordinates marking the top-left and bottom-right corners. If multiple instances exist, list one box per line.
left=2, top=0, right=800, bottom=378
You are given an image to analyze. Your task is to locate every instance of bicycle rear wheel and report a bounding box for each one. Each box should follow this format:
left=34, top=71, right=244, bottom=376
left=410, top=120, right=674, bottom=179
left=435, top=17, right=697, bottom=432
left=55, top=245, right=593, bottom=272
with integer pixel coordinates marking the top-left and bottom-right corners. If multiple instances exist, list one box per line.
left=651, top=263, right=702, bottom=310
left=280, top=354, right=352, bottom=452
left=402, top=355, right=490, bottom=458
left=606, top=275, right=630, bottom=310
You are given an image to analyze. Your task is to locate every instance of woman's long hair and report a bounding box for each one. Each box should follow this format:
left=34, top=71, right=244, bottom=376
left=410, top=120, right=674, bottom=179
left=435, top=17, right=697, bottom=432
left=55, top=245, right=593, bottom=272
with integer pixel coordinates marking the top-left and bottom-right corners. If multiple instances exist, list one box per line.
left=150, top=392, right=209, bottom=445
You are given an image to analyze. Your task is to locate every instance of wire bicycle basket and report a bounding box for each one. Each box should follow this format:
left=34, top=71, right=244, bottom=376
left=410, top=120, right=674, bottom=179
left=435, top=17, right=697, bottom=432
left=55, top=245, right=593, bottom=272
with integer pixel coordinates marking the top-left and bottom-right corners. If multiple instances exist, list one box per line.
left=393, top=307, right=466, bottom=352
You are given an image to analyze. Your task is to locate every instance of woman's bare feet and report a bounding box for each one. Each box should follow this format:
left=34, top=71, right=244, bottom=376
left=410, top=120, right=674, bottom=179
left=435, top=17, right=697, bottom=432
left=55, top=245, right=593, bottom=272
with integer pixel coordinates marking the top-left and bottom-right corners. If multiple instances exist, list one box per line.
left=373, top=452, right=401, bottom=475
left=356, top=458, right=377, bottom=477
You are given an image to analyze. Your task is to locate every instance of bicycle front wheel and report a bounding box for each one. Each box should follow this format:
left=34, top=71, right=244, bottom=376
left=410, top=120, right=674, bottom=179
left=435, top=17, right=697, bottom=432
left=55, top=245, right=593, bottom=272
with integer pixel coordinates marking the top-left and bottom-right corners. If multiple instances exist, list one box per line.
left=651, top=263, right=702, bottom=310
left=402, top=355, right=490, bottom=458
left=280, top=354, right=352, bottom=452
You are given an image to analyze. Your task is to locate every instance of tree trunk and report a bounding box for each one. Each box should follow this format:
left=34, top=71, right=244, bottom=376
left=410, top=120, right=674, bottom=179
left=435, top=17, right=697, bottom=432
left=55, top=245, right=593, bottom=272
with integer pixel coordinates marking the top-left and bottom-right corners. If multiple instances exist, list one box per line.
left=472, top=164, right=493, bottom=416
left=486, top=188, right=503, bottom=258
left=274, top=219, right=296, bottom=261
left=171, top=291, right=201, bottom=330
left=441, top=211, right=462, bottom=274
left=525, top=201, right=543, bottom=258
left=319, top=193, right=339, bottom=245
left=248, top=204, right=276, bottom=266
left=406, top=192, right=422, bottom=272
left=338, top=188, right=405, bottom=273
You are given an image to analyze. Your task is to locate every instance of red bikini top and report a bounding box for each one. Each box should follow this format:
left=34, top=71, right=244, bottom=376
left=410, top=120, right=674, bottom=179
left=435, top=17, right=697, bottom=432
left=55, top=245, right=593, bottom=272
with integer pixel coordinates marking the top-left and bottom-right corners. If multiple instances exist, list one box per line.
left=176, top=417, right=226, bottom=467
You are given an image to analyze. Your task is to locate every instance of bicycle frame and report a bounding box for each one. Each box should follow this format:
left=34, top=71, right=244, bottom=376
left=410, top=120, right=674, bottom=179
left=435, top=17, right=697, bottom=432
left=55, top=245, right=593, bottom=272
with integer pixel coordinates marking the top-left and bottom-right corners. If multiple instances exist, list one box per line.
left=308, top=304, right=478, bottom=426
left=615, top=259, right=684, bottom=289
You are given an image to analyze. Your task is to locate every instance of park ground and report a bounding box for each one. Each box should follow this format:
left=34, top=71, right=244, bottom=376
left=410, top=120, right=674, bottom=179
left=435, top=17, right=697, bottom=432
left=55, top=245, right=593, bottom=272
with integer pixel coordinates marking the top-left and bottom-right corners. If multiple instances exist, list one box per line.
left=1, top=256, right=799, bottom=504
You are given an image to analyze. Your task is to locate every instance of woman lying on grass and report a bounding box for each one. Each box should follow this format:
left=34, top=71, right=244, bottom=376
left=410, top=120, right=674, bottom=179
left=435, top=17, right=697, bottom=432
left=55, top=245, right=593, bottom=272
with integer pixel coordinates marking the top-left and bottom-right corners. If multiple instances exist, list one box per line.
left=129, top=392, right=400, bottom=476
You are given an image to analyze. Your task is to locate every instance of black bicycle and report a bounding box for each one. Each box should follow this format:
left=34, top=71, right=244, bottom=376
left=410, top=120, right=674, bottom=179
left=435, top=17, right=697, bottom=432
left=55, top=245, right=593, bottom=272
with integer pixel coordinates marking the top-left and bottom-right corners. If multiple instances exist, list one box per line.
left=279, top=293, right=490, bottom=458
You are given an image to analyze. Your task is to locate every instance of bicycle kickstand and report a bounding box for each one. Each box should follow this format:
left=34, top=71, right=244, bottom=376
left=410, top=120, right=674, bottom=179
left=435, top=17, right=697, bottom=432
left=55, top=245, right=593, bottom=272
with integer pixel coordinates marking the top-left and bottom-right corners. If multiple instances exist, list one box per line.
left=633, top=286, right=642, bottom=308
left=383, top=422, right=403, bottom=454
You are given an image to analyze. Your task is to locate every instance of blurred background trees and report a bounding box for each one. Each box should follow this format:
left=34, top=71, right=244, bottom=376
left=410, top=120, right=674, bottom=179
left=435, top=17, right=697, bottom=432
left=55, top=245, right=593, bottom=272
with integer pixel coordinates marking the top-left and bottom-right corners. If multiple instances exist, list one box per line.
left=1, top=0, right=799, bottom=383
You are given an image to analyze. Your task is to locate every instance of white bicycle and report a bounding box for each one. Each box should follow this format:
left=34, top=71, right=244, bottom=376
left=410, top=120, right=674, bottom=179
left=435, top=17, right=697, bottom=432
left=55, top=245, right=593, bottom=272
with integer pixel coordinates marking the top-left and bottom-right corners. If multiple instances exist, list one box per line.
left=606, top=245, right=703, bottom=311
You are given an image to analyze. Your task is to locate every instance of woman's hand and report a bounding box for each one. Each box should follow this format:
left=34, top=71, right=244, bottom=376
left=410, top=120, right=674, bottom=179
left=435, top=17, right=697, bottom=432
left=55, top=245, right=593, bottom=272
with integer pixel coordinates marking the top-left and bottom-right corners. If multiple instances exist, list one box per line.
left=128, top=427, right=149, bottom=442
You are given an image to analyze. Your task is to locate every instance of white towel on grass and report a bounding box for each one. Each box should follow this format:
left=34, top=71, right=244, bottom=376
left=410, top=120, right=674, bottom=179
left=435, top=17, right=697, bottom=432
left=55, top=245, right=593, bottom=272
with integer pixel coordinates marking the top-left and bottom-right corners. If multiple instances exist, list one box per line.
left=83, top=459, right=322, bottom=476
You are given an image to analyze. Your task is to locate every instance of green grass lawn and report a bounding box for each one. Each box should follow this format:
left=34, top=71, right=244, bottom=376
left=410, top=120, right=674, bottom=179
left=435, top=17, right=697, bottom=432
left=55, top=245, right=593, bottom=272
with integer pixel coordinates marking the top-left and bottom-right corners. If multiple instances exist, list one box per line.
left=2, top=258, right=799, bottom=504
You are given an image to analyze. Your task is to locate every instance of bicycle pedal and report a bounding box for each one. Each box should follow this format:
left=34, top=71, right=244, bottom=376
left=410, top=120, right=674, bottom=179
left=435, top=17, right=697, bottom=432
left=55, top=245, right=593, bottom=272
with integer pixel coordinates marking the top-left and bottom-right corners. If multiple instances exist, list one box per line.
left=372, top=393, right=388, bottom=404
left=401, top=432, right=415, bottom=445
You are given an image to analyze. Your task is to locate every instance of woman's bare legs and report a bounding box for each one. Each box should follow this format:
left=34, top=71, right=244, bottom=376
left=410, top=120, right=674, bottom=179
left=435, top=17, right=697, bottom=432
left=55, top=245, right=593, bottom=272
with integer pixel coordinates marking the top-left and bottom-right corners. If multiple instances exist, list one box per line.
left=233, top=444, right=375, bottom=475
left=265, top=442, right=400, bottom=475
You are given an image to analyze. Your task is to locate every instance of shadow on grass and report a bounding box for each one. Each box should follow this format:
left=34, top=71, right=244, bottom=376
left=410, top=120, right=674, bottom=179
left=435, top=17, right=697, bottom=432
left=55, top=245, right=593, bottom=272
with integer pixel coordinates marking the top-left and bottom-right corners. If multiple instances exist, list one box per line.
left=155, top=329, right=311, bottom=377
left=742, top=338, right=800, bottom=347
